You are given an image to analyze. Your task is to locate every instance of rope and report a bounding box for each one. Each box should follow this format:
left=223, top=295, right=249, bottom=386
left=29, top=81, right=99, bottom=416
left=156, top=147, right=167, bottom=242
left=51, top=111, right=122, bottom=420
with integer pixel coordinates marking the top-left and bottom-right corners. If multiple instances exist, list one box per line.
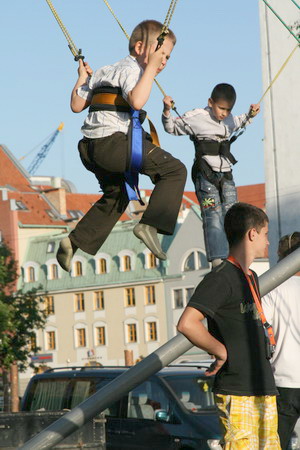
left=258, top=44, right=299, bottom=103
left=101, top=0, right=130, bottom=40
left=157, top=0, right=179, bottom=48
left=45, top=0, right=83, bottom=60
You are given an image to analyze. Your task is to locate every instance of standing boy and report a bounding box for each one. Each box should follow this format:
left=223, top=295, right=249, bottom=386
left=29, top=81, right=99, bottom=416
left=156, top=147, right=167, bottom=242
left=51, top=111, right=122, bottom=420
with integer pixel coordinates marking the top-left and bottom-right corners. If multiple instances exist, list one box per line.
left=57, top=20, right=187, bottom=271
left=177, top=203, right=280, bottom=448
left=263, top=232, right=300, bottom=449
left=162, top=84, right=260, bottom=268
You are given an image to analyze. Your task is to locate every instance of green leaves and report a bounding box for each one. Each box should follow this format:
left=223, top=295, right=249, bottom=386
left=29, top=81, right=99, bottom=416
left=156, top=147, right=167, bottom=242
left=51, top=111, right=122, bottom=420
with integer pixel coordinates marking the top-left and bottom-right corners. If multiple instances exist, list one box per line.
left=0, top=243, right=47, bottom=371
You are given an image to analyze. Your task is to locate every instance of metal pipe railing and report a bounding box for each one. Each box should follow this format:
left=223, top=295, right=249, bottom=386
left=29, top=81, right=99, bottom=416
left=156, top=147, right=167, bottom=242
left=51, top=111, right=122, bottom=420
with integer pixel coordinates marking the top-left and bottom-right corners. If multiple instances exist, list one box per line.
left=21, top=247, right=300, bottom=449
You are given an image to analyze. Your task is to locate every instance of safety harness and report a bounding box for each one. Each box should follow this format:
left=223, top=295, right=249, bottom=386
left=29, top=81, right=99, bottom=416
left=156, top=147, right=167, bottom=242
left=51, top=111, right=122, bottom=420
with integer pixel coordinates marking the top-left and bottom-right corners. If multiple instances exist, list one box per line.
left=89, top=87, right=160, bottom=205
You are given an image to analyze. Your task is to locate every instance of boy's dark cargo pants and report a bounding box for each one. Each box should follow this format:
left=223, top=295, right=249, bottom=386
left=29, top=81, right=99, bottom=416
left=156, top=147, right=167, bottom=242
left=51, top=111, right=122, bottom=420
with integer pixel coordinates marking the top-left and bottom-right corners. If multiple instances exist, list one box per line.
left=69, top=132, right=187, bottom=255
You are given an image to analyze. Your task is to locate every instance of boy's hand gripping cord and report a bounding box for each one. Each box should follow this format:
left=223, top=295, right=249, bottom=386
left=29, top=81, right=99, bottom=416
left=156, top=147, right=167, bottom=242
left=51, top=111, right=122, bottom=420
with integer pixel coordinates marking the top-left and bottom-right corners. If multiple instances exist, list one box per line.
left=45, top=0, right=84, bottom=61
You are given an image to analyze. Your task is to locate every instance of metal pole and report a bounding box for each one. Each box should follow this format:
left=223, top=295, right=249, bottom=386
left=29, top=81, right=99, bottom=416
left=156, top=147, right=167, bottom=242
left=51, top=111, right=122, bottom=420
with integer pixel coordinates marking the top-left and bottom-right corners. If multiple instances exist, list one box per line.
left=21, top=247, right=300, bottom=449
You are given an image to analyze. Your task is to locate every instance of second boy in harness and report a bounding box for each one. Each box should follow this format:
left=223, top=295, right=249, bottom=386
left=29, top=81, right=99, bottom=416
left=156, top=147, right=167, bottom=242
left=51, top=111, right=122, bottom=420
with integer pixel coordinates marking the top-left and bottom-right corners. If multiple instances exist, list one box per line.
left=162, top=84, right=260, bottom=268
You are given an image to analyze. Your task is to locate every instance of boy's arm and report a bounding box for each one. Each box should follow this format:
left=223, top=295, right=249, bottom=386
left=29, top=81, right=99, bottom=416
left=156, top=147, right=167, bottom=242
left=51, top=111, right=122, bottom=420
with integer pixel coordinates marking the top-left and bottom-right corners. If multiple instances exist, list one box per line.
left=127, top=45, right=169, bottom=110
left=233, top=103, right=260, bottom=129
left=177, top=307, right=227, bottom=376
left=162, top=96, right=192, bottom=136
left=70, top=59, right=93, bottom=113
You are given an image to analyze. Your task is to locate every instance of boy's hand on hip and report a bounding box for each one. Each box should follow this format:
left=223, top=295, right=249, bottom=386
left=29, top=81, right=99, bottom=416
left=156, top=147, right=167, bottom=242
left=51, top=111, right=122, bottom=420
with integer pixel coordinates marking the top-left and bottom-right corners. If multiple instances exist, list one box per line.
left=205, top=347, right=227, bottom=377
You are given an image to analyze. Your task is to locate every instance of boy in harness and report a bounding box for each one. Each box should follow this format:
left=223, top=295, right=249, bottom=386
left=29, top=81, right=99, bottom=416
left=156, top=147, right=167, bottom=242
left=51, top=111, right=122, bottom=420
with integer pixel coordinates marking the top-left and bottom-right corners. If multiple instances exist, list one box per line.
left=56, top=20, right=187, bottom=271
left=162, top=84, right=260, bottom=268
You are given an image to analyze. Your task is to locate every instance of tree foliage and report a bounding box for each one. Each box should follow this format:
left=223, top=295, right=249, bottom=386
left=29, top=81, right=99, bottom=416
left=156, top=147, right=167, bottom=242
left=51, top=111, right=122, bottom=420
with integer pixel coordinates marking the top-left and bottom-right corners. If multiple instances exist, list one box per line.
left=0, top=242, right=47, bottom=371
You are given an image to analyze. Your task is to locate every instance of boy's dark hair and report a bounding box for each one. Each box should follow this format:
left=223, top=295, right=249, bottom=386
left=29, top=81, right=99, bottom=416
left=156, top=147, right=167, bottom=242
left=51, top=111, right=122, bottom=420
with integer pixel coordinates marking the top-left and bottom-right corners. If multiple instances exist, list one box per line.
left=211, top=83, right=236, bottom=104
left=129, top=20, right=176, bottom=53
left=224, top=202, right=268, bottom=248
left=278, top=232, right=300, bottom=261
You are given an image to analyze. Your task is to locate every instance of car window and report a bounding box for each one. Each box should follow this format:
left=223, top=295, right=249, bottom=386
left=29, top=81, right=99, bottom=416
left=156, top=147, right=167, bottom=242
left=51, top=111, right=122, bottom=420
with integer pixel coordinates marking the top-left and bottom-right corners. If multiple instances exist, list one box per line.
left=127, top=380, right=176, bottom=422
left=27, top=379, right=69, bottom=411
left=163, top=375, right=215, bottom=412
left=25, top=377, right=99, bottom=411
left=95, top=378, right=122, bottom=418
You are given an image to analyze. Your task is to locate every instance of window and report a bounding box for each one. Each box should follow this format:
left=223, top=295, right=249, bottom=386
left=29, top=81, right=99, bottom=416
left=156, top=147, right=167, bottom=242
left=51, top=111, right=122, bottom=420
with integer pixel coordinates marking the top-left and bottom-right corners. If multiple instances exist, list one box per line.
left=94, top=291, right=104, bottom=310
left=68, top=210, right=84, bottom=219
left=184, top=252, right=196, bottom=271
left=186, top=287, right=194, bottom=303
left=47, top=242, right=55, bottom=253
left=173, top=288, right=194, bottom=309
left=145, top=285, right=156, bottom=305
left=123, top=255, right=131, bottom=271
left=77, top=328, right=86, bottom=347
left=148, top=253, right=157, bottom=268
left=125, top=288, right=135, bottom=307
left=174, top=289, right=184, bottom=309
left=128, top=380, right=173, bottom=421
left=30, top=334, right=37, bottom=352
left=46, top=331, right=56, bottom=350
left=95, top=326, right=106, bottom=346
left=45, top=296, right=55, bottom=315
left=74, top=261, right=83, bottom=277
left=183, top=250, right=209, bottom=272
left=147, top=322, right=157, bottom=341
left=15, top=200, right=28, bottom=210
left=74, top=293, right=85, bottom=312
left=99, top=258, right=107, bottom=274
left=28, top=266, right=36, bottom=282
left=127, top=324, right=137, bottom=343
left=50, top=264, right=59, bottom=280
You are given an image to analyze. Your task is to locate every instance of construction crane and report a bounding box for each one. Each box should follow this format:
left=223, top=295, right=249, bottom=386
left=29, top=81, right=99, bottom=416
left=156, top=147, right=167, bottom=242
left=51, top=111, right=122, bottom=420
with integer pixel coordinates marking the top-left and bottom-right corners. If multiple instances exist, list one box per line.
left=23, top=122, right=64, bottom=175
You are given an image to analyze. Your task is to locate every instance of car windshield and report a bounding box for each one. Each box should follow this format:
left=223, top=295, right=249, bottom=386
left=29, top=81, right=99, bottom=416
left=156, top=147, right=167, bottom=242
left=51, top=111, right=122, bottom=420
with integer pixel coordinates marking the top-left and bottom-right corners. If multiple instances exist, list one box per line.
left=163, top=374, right=215, bottom=413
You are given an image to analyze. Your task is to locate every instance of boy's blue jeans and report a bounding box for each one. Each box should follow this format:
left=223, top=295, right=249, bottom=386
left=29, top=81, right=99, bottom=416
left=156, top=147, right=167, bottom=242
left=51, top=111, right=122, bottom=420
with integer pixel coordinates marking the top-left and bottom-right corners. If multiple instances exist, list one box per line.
left=194, top=172, right=237, bottom=262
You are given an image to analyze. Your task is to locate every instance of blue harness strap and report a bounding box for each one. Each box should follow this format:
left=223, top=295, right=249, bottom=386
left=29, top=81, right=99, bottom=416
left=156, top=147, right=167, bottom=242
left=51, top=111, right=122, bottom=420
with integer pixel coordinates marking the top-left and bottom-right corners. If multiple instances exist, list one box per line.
left=124, top=109, right=145, bottom=205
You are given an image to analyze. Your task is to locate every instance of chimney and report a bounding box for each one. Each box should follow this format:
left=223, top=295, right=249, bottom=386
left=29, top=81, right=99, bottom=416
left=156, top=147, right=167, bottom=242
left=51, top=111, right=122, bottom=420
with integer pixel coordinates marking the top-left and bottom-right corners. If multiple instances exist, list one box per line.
left=45, top=188, right=67, bottom=217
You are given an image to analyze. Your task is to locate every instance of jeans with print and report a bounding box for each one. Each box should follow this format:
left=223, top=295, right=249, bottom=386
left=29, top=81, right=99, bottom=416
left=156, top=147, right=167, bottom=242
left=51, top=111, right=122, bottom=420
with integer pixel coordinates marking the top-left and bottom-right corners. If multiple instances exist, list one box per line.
left=194, top=172, right=237, bottom=262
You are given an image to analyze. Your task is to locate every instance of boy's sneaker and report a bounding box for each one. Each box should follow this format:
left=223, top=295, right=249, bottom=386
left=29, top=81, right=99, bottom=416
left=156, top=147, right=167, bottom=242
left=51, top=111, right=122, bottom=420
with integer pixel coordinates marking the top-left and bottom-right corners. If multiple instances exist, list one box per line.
left=56, top=237, right=77, bottom=272
left=133, top=224, right=167, bottom=260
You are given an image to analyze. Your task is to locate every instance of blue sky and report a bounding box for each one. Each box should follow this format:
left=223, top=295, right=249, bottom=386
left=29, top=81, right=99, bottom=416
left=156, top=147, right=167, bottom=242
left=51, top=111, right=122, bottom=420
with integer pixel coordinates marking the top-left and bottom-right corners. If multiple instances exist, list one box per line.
left=2, top=0, right=264, bottom=194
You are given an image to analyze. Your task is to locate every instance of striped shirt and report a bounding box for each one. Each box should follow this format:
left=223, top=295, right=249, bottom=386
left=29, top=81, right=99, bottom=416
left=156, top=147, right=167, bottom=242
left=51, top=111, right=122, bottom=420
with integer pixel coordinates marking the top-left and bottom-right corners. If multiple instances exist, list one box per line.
left=78, top=55, right=143, bottom=139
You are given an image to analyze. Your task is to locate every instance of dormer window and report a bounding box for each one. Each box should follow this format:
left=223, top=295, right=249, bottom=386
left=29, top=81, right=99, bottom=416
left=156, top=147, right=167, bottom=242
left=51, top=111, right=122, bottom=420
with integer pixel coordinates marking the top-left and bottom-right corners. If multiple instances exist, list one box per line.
left=118, top=250, right=135, bottom=272
left=23, top=261, right=39, bottom=283
left=99, top=258, right=107, bottom=274
left=123, top=255, right=131, bottom=272
left=74, top=261, right=83, bottom=277
left=47, top=242, right=55, bottom=253
left=28, top=266, right=35, bottom=282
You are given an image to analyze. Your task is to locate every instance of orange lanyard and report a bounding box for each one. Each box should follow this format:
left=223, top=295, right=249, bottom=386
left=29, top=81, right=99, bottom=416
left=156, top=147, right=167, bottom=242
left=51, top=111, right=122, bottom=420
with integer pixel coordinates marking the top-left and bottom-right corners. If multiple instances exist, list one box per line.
left=227, top=256, right=276, bottom=346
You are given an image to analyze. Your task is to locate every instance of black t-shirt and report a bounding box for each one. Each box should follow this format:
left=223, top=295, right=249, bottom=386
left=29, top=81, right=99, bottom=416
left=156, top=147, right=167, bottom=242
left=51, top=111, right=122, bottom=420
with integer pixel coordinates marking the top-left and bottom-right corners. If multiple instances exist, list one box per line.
left=188, top=260, right=277, bottom=396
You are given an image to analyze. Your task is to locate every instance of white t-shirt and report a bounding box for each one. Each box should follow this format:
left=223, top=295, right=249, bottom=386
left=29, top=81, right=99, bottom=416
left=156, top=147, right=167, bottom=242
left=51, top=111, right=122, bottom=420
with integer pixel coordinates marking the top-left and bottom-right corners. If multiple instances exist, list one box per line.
left=77, top=55, right=143, bottom=139
left=262, top=276, right=300, bottom=388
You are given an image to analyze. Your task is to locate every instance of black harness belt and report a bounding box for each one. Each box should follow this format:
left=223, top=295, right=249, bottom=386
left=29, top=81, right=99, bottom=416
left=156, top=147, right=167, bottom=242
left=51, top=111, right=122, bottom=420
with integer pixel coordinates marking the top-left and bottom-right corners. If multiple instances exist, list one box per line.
left=192, top=140, right=237, bottom=202
left=193, top=140, right=237, bottom=166
left=89, top=87, right=160, bottom=205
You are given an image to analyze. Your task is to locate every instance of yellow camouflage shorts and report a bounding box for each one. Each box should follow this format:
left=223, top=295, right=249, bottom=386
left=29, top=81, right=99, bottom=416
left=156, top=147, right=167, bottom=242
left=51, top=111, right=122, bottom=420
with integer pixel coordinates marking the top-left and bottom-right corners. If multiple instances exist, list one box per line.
left=215, top=394, right=281, bottom=449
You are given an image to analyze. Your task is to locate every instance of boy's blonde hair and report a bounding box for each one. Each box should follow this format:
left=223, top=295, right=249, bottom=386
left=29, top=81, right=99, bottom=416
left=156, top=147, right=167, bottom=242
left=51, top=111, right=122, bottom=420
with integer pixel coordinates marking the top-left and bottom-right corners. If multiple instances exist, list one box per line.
left=129, top=20, right=176, bottom=54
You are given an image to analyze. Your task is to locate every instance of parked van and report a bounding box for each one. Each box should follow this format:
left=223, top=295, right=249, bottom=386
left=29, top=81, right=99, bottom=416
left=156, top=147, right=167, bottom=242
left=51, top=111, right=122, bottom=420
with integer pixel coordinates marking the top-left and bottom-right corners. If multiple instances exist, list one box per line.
left=21, top=365, right=222, bottom=449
